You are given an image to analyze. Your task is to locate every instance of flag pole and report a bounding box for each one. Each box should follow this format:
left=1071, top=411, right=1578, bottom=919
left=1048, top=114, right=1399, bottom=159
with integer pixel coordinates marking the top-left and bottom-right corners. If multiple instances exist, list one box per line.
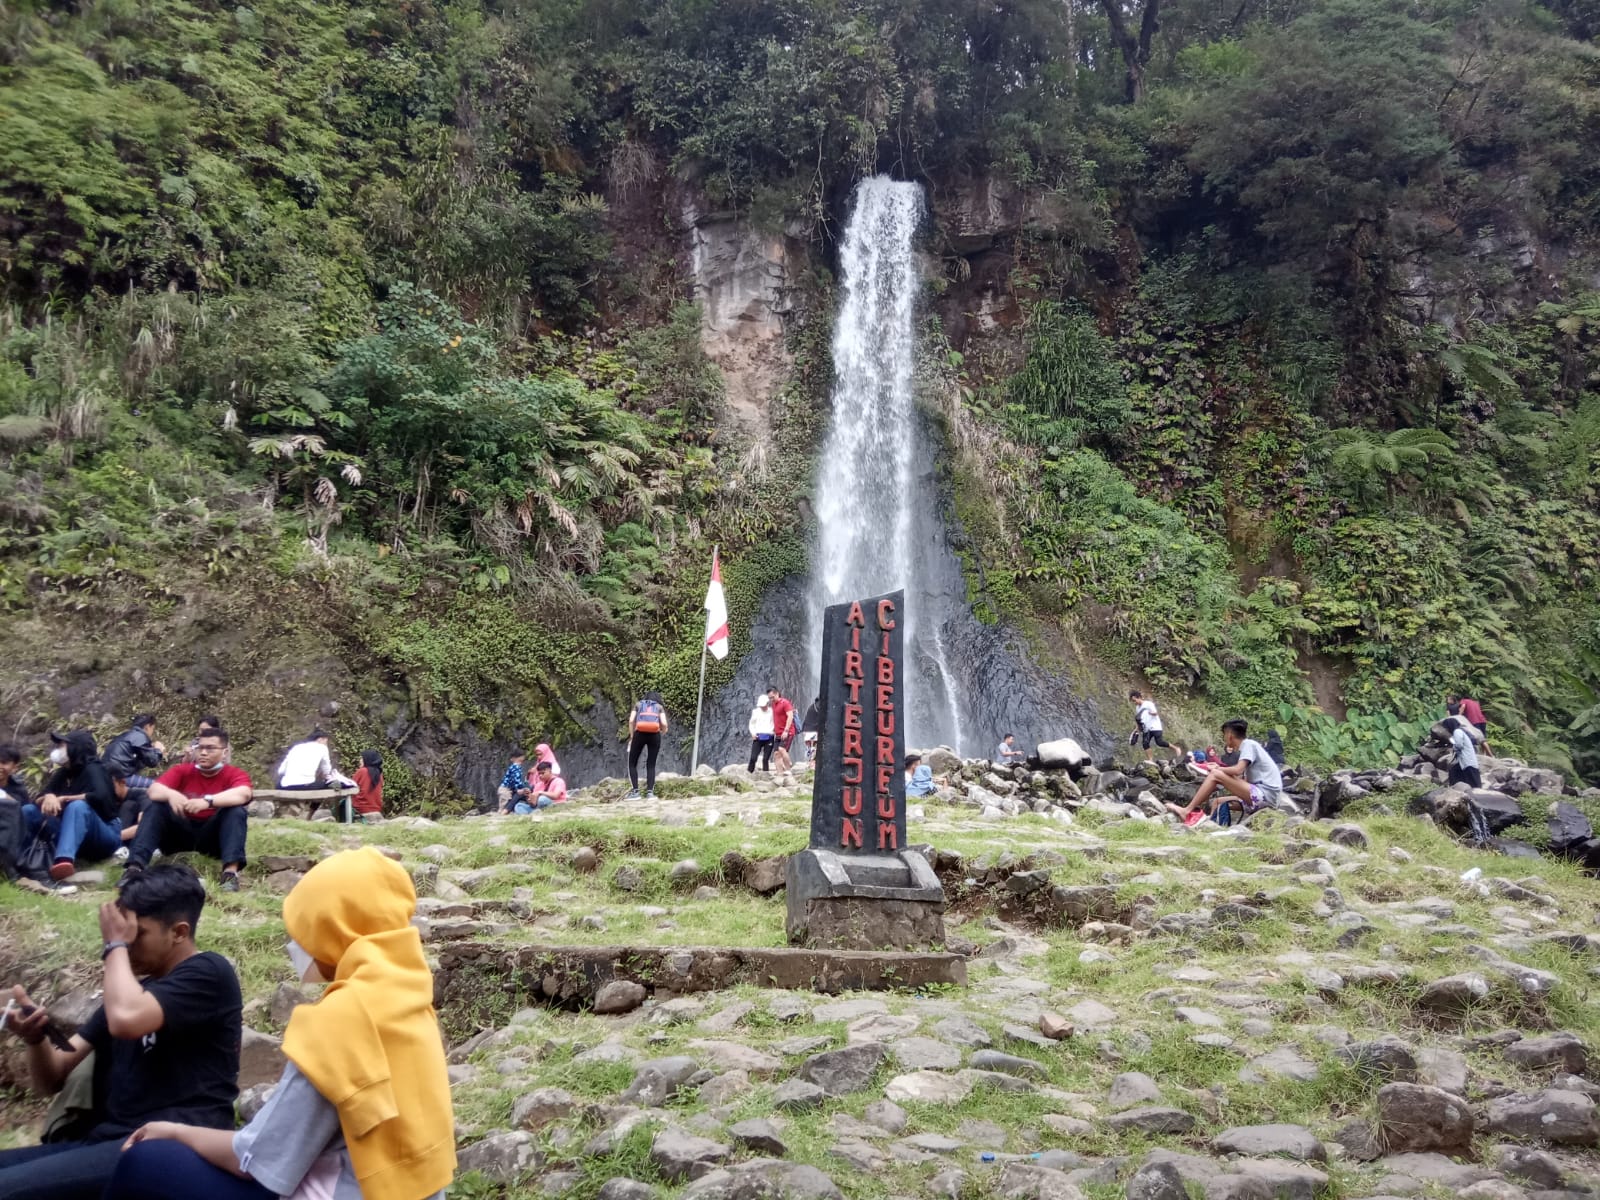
left=690, top=544, right=717, bottom=775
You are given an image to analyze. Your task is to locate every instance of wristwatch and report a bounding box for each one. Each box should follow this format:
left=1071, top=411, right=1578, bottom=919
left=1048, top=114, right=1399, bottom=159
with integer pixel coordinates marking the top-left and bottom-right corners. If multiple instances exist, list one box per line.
left=101, top=941, right=129, bottom=960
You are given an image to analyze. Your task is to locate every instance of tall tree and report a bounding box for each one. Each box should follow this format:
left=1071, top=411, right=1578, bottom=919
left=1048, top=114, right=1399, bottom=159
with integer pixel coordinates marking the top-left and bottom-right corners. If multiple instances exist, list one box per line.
left=1100, top=0, right=1166, bottom=101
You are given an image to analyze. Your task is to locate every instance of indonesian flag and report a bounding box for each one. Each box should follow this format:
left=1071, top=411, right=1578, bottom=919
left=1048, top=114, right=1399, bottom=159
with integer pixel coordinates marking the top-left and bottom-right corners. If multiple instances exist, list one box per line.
left=704, top=549, right=730, bottom=661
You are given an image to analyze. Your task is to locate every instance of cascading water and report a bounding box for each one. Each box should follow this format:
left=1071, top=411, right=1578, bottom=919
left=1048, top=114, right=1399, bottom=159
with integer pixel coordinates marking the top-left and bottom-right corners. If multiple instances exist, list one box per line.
left=808, top=178, right=966, bottom=752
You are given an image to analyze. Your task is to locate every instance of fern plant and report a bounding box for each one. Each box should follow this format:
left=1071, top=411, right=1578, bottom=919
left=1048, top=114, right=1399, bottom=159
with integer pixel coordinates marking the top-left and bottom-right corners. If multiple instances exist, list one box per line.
left=1322, top=426, right=1456, bottom=506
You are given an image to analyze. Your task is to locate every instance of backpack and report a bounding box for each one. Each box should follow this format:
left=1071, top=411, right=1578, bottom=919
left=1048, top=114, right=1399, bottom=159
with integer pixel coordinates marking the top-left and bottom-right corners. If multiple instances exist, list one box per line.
left=634, top=700, right=663, bottom=734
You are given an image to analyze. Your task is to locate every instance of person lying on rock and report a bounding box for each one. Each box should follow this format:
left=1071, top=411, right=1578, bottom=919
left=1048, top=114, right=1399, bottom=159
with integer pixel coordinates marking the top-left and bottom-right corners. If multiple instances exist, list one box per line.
left=121, top=728, right=252, bottom=894
left=0, top=864, right=241, bottom=1200
left=105, top=847, right=455, bottom=1200
left=1169, top=719, right=1283, bottom=824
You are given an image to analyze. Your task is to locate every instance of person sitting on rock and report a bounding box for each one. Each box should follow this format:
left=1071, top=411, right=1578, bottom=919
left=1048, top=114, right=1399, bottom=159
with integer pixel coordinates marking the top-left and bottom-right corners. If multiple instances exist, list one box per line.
left=498, top=751, right=531, bottom=813
left=23, top=730, right=121, bottom=882
left=515, top=761, right=568, bottom=812
left=109, top=766, right=154, bottom=856
left=904, top=754, right=939, bottom=797
left=1170, top=719, right=1282, bottom=824
left=1447, top=716, right=1482, bottom=791
left=0, top=864, right=241, bottom=1200
left=277, top=729, right=355, bottom=792
left=121, top=729, right=252, bottom=893
left=104, top=848, right=455, bottom=1200
left=995, top=734, right=1026, bottom=765
left=352, top=750, right=384, bottom=819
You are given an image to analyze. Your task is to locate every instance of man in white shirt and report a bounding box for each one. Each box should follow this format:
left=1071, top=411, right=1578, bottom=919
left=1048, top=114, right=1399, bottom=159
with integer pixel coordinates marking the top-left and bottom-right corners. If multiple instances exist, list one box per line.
left=995, top=734, right=1026, bottom=764
left=1129, top=691, right=1184, bottom=762
left=276, top=730, right=354, bottom=791
left=1171, top=718, right=1283, bottom=823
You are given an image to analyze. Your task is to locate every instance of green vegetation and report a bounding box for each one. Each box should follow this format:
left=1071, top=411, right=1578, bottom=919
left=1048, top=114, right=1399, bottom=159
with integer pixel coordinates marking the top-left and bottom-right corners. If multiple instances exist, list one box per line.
left=1, top=0, right=1598, bottom=786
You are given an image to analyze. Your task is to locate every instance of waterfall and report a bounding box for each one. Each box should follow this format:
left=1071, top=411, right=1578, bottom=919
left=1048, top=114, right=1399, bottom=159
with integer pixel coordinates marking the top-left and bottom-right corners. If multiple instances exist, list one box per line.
left=808, top=177, right=966, bottom=753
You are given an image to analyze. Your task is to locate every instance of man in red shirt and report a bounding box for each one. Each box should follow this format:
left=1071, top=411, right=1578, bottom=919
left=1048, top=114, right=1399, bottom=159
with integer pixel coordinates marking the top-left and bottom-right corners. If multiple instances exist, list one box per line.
left=120, top=729, right=252, bottom=892
left=768, top=687, right=796, bottom=772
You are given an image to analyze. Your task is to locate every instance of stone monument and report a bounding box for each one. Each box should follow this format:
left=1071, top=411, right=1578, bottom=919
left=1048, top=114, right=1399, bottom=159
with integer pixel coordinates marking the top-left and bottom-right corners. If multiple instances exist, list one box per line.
left=785, top=589, right=947, bottom=949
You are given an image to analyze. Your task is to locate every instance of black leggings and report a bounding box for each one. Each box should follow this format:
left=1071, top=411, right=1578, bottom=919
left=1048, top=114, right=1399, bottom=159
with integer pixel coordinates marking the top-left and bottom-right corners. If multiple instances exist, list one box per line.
left=748, top=738, right=773, bottom=772
left=629, top=731, right=661, bottom=791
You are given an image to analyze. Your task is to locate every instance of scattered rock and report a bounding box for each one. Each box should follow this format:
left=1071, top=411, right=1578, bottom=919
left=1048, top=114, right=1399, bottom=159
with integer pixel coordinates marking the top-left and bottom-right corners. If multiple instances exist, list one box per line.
left=1376, top=1083, right=1476, bottom=1154
left=1495, top=1145, right=1566, bottom=1189
left=1416, top=973, right=1491, bottom=1017
left=621, top=1057, right=701, bottom=1105
left=969, top=1050, right=1045, bottom=1078
left=1242, top=1048, right=1319, bottom=1084
left=688, top=1040, right=782, bottom=1076
left=731, top=1119, right=788, bottom=1157
left=594, top=980, right=648, bottom=1015
left=597, top=1180, right=657, bottom=1200
left=651, top=1129, right=732, bottom=1182
left=239, top=1027, right=286, bottom=1089
left=864, top=1100, right=908, bottom=1134
left=936, top=1015, right=994, bottom=1046
left=571, top=847, right=599, bottom=872
left=1414, top=1047, right=1470, bottom=1095
left=996, top=1162, right=1088, bottom=1200
left=891, top=1037, right=962, bottom=1071
left=1328, top=824, right=1370, bottom=849
left=1211, top=1125, right=1327, bottom=1162
left=1106, top=1107, right=1196, bottom=1135
left=799, top=1042, right=886, bottom=1096
left=679, top=1160, right=844, bottom=1200
left=1486, top=1089, right=1600, bottom=1145
left=1108, top=1072, right=1164, bottom=1110
left=670, top=859, right=702, bottom=882
left=1126, top=1162, right=1189, bottom=1200
left=513, top=1087, right=576, bottom=1130
left=1332, top=1120, right=1383, bottom=1163
left=772, top=1080, right=826, bottom=1112
left=615, top=866, right=645, bottom=892
left=1337, top=1039, right=1419, bottom=1082
left=457, top=1131, right=543, bottom=1183
left=1040, top=1012, right=1073, bottom=1040
left=886, top=1071, right=972, bottom=1106
left=1504, top=1033, right=1587, bottom=1075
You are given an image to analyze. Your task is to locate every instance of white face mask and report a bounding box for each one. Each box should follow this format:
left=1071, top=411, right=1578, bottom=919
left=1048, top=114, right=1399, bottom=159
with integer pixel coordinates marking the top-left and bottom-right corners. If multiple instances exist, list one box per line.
left=286, top=939, right=322, bottom=983
left=49, top=746, right=67, bottom=766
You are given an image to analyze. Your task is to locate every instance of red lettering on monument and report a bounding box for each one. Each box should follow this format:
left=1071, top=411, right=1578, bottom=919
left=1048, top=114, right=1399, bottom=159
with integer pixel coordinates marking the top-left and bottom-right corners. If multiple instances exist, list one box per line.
left=877, top=599, right=897, bottom=630
left=882, top=631, right=890, bottom=655
left=843, top=729, right=863, bottom=757
left=844, top=704, right=862, bottom=729
left=878, top=790, right=896, bottom=819
left=842, top=786, right=863, bottom=815
left=846, top=601, right=866, bottom=627
left=841, top=819, right=863, bottom=848
left=877, top=823, right=898, bottom=850
left=876, top=735, right=895, bottom=765
left=845, top=678, right=863, bottom=704
left=844, top=651, right=863, bottom=679
left=877, top=766, right=894, bottom=795
left=876, top=709, right=895, bottom=736
left=842, top=757, right=862, bottom=785
left=877, top=656, right=894, bottom=685
left=876, top=684, right=893, bottom=710
left=850, top=626, right=860, bottom=652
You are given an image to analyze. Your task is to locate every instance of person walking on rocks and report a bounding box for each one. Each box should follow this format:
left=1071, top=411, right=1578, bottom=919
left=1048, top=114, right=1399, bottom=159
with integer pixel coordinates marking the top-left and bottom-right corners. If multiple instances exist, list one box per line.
left=768, top=687, right=796, bottom=772
left=1129, top=691, right=1183, bottom=763
left=1447, top=716, right=1482, bottom=790
left=1449, top=694, right=1493, bottom=755
left=747, top=694, right=776, bottom=773
left=626, top=693, right=667, bottom=800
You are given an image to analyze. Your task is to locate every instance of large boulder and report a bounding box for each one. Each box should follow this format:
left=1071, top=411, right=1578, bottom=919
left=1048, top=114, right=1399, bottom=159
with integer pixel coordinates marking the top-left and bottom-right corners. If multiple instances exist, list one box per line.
left=1547, top=802, right=1594, bottom=855
left=1468, top=790, right=1526, bottom=833
left=1486, top=1090, right=1600, bottom=1146
left=1376, top=1083, right=1475, bottom=1154
left=1036, top=739, right=1091, bottom=775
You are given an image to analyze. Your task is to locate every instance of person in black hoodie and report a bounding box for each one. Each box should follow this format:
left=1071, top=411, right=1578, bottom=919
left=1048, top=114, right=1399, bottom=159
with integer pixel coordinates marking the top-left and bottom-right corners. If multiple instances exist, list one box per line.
left=103, top=714, right=166, bottom=788
left=23, top=730, right=120, bottom=882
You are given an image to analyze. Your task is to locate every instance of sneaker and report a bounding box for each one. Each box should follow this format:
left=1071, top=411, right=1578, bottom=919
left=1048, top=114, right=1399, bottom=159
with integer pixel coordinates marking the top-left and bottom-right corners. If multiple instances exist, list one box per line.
left=117, top=863, right=146, bottom=889
left=645, top=790, right=658, bottom=801
left=220, top=871, right=240, bottom=893
left=112, top=847, right=129, bottom=863
left=624, top=789, right=641, bottom=800
left=48, top=859, right=76, bottom=882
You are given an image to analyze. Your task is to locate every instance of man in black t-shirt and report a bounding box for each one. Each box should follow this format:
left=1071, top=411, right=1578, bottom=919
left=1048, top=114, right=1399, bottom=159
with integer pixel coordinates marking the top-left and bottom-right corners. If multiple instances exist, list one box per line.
left=0, top=863, right=241, bottom=1200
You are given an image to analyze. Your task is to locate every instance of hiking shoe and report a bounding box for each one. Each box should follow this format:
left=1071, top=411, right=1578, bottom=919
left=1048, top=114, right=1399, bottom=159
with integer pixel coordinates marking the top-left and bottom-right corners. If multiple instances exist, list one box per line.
left=624, top=789, right=641, bottom=800
left=48, top=859, right=77, bottom=882
left=117, top=864, right=146, bottom=889
left=220, top=871, right=241, bottom=893
left=112, top=847, right=129, bottom=862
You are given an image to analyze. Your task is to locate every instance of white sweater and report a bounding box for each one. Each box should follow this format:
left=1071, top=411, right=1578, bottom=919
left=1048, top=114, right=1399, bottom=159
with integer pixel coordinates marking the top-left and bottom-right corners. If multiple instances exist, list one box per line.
left=748, top=707, right=775, bottom=738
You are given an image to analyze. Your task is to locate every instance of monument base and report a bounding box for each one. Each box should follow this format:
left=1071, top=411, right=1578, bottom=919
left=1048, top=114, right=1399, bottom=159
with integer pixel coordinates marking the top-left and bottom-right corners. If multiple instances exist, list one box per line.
left=785, top=849, right=948, bottom=951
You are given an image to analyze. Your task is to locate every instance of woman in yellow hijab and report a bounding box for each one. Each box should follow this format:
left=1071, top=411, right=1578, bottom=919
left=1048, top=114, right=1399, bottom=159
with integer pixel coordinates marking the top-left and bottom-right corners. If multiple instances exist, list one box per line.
left=106, top=847, right=456, bottom=1200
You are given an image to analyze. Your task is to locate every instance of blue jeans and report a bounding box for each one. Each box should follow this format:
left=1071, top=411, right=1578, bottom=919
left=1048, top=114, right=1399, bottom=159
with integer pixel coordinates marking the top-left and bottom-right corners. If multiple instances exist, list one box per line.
left=513, top=797, right=553, bottom=814
left=105, top=1139, right=274, bottom=1200
left=21, top=802, right=122, bottom=865
left=0, top=1138, right=126, bottom=1200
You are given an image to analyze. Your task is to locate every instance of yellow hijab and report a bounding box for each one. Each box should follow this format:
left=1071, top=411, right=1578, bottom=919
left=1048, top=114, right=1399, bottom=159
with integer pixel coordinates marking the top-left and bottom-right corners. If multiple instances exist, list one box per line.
left=282, top=848, right=456, bottom=1200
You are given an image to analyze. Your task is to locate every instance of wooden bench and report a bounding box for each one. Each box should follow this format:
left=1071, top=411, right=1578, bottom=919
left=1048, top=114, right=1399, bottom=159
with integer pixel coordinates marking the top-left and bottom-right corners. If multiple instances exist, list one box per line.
left=251, top=788, right=358, bottom=822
